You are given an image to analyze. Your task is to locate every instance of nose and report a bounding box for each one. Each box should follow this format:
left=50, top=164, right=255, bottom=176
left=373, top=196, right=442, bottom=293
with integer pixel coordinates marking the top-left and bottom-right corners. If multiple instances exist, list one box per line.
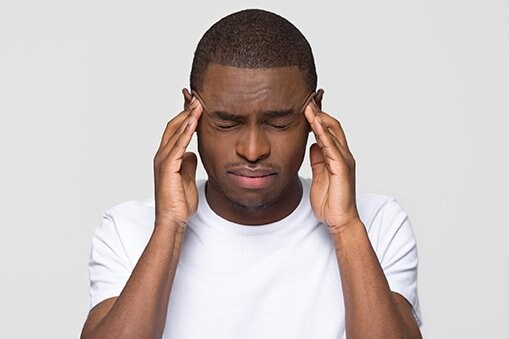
left=235, top=126, right=270, bottom=162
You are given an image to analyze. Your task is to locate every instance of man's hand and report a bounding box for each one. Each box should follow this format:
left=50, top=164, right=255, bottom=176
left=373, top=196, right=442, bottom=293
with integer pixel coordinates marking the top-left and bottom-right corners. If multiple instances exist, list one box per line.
left=153, top=96, right=203, bottom=228
left=81, top=94, right=203, bottom=339
left=305, top=99, right=422, bottom=338
left=304, top=100, right=360, bottom=234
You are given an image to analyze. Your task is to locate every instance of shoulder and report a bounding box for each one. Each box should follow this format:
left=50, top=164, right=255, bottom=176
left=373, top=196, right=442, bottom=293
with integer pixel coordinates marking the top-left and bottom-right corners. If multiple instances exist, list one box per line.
left=98, top=179, right=207, bottom=239
left=300, top=178, right=410, bottom=234
left=357, top=193, right=417, bottom=257
left=356, top=193, right=407, bottom=230
left=100, top=198, right=156, bottom=240
left=357, top=193, right=413, bottom=237
left=102, top=198, right=155, bottom=230
left=92, top=199, right=156, bottom=266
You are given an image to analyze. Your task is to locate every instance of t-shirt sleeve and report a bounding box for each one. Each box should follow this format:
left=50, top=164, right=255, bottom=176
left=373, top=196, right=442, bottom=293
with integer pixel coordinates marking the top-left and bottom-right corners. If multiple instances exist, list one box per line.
left=368, top=197, right=422, bottom=326
left=88, top=211, right=132, bottom=310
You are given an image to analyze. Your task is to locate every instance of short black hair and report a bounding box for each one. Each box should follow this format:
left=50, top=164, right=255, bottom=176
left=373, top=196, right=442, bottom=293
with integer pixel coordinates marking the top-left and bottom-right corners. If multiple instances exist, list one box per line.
left=190, top=9, right=317, bottom=92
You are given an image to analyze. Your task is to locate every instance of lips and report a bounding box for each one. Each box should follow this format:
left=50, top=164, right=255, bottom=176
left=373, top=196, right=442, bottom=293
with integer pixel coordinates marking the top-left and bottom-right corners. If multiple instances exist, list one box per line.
left=227, top=168, right=277, bottom=189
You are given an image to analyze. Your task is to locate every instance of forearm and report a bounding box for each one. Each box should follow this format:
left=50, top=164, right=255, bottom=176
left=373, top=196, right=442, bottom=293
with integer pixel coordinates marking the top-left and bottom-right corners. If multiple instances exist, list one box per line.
left=82, top=223, right=184, bottom=339
left=332, top=219, right=420, bottom=339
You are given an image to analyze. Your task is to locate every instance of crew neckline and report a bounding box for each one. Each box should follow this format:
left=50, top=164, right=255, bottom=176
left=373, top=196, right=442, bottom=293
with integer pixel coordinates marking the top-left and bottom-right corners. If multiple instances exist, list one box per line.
left=195, top=177, right=310, bottom=235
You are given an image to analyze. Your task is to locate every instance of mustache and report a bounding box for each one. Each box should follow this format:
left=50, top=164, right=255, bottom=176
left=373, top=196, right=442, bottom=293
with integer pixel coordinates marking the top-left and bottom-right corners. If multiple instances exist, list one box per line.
left=224, top=162, right=280, bottom=172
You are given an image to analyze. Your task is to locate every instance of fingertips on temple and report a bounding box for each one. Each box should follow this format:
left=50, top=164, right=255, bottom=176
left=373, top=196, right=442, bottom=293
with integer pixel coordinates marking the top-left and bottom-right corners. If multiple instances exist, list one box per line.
left=304, top=104, right=316, bottom=123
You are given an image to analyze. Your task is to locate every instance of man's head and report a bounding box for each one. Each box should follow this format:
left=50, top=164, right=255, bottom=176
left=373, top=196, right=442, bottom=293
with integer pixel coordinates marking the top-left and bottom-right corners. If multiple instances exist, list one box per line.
left=188, top=9, right=323, bottom=224
left=190, top=9, right=317, bottom=93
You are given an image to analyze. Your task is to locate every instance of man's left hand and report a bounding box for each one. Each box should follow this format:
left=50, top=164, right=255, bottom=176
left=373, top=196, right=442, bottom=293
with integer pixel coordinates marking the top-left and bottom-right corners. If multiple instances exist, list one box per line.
left=304, top=100, right=360, bottom=234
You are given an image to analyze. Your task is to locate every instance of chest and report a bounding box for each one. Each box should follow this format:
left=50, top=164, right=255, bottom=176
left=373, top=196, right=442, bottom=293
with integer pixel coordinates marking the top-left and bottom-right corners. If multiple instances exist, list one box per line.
left=164, top=223, right=346, bottom=339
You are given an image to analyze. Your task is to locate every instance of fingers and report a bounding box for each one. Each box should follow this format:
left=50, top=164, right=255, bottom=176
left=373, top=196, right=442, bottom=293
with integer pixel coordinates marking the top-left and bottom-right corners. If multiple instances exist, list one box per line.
left=182, top=88, right=193, bottom=109
left=307, top=108, right=342, bottom=166
left=162, top=108, right=201, bottom=164
left=305, top=100, right=349, bottom=148
left=181, top=152, right=198, bottom=187
left=309, top=142, right=325, bottom=169
left=158, top=98, right=202, bottom=150
left=164, top=114, right=199, bottom=165
left=304, top=102, right=355, bottom=172
left=155, top=99, right=202, bottom=180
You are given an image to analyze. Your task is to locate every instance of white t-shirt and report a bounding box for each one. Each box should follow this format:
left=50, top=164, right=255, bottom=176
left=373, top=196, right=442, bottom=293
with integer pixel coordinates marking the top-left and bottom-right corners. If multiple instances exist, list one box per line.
left=88, top=178, right=421, bottom=338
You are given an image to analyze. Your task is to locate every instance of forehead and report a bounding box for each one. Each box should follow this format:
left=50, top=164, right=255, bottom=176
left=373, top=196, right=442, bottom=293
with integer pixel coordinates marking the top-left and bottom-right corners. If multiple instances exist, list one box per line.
left=198, top=64, right=309, bottom=113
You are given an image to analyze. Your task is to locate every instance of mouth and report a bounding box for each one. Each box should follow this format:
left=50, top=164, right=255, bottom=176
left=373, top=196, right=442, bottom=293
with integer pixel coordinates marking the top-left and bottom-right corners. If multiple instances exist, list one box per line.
left=227, top=168, right=277, bottom=189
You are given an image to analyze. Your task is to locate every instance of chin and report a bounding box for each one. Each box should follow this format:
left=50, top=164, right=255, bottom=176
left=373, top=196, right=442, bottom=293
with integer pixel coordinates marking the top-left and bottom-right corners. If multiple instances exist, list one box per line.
left=219, top=180, right=285, bottom=212
left=227, top=195, right=279, bottom=212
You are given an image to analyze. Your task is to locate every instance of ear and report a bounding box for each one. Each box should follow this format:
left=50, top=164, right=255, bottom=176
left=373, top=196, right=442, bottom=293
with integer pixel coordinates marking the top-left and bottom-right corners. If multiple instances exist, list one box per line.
left=182, top=88, right=193, bottom=109
left=314, top=89, right=324, bottom=110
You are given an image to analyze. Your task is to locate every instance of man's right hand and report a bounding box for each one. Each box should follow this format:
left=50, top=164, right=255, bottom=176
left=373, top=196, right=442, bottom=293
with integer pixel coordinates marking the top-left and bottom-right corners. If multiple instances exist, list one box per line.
left=153, top=94, right=203, bottom=228
left=81, top=94, right=203, bottom=339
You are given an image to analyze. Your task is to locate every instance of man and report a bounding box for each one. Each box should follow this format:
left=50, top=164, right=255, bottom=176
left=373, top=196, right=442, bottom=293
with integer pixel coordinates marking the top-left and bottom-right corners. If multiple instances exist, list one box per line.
left=81, top=9, right=422, bottom=339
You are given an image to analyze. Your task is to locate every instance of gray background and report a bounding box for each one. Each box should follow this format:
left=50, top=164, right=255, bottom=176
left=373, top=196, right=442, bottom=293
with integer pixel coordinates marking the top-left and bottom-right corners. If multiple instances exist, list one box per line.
left=1, top=0, right=508, bottom=338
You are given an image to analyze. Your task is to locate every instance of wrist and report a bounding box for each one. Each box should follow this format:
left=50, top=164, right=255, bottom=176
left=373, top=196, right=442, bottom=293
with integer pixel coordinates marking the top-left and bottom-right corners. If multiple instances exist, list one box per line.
left=154, top=218, right=186, bottom=233
left=327, top=210, right=361, bottom=235
left=329, top=218, right=366, bottom=247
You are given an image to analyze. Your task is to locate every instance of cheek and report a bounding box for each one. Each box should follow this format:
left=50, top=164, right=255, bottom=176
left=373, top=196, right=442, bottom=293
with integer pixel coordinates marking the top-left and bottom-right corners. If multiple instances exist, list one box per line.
left=197, top=125, right=234, bottom=169
left=272, top=129, right=309, bottom=165
left=197, top=125, right=214, bottom=169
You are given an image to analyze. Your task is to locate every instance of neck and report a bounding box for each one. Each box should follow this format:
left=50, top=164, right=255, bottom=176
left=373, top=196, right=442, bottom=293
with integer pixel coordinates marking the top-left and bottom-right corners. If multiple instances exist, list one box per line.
left=205, top=176, right=303, bottom=225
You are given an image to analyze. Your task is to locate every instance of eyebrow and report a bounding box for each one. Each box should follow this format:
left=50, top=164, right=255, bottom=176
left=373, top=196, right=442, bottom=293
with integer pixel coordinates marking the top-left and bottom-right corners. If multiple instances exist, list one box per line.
left=264, top=109, right=295, bottom=118
left=213, top=111, right=243, bottom=121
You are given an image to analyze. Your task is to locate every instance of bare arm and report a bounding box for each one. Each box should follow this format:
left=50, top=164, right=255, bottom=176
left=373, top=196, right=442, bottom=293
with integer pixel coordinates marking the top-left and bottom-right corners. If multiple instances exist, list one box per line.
left=304, top=99, right=421, bottom=339
left=332, top=220, right=421, bottom=339
left=81, top=95, right=203, bottom=339
left=81, top=224, right=184, bottom=338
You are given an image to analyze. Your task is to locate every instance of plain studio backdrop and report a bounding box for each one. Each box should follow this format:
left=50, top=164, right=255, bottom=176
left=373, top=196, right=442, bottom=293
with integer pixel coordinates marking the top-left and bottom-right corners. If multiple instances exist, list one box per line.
left=1, top=1, right=507, bottom=338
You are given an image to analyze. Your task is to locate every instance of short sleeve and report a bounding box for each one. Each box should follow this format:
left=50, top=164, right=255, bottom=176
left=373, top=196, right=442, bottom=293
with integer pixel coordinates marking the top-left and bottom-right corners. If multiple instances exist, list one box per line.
left=88, top=211, right=132, bottom=309
left=367, top=197, right=422, bottom=326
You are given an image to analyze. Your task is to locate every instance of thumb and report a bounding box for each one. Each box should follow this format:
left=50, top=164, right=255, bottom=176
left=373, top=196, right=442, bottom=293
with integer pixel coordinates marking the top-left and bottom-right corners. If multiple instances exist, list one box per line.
left=309, top=143, right=327, bottom=181
left=181, top=152, right=198, bottom=185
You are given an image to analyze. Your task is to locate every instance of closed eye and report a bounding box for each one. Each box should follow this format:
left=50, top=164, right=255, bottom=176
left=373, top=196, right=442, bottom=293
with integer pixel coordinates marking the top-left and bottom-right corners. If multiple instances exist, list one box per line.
left=267, top=122, right=291, bottom=130
left=264, top=116, right=297, bottom=130
left=263, top=110, right=298, bottom=130
left=211, top=111, right=243, bottom=130
left=214, top=121, right=240, bottom=129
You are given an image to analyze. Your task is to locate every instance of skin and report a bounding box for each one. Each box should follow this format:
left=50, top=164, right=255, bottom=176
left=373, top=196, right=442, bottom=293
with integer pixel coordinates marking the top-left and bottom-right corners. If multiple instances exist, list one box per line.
left=81, top=64, right=422, bottom=339
left=304, top=101, right=422, bottom=338
left=193, top=64, right=315, bottom=225
left=80, top=98, right=203, bottom=339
